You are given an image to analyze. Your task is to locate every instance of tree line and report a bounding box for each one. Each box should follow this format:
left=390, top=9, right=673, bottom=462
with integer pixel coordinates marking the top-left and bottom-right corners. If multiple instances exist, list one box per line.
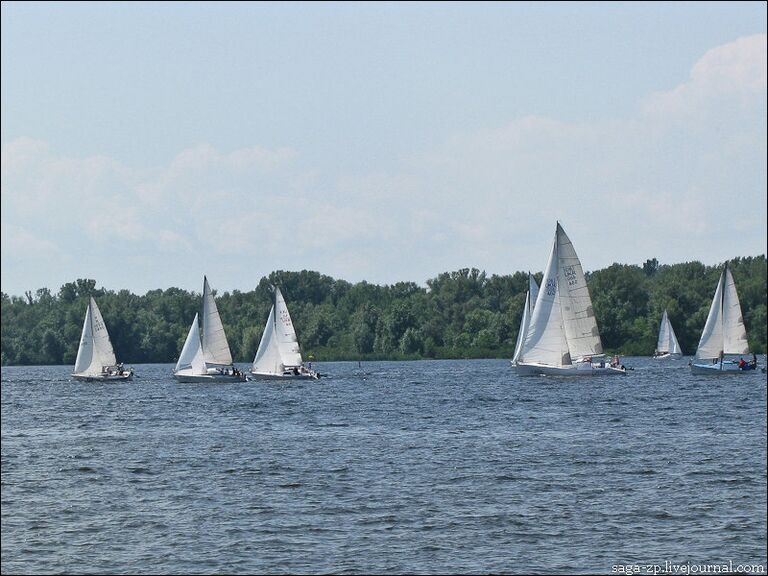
left=1, top=256, right=766, bottom=367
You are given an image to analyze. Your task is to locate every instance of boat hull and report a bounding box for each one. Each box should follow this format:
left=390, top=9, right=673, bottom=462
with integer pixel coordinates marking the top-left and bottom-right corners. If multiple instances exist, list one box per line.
left=249, top=371, right=320, bottom=381
left=514, top=362, right=626, bottom=376
left=690, top=361, right=758, bottom=375
left=72, top=372, right=133, bottom=382
left=174, top=372, right=247, bottom=383
left=653, top=353, right=682, bottom=360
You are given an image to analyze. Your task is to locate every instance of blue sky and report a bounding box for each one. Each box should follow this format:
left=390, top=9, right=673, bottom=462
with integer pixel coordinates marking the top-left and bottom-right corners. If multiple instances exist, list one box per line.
left=2, top=1, right=766, bottom=296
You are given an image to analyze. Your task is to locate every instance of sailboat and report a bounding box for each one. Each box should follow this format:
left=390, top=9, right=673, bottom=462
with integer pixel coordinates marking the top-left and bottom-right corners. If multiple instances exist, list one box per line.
left=511, top=272, right=539, bottom=366
left=514, top=222, right=626, bottom=376
left=653, top=309, right=683, bottom=359
left=72, top=296, right=134, bottom=381
left=250, top=286, right=320, bottom=380
left=690, top=263, right=757, bottom=374
left=174, top=276, right=246, bottom=383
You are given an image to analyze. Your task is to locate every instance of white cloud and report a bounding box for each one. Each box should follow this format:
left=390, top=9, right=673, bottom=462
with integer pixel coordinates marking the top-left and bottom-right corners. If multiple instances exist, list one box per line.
left=1, top=224, right=62, bottom=260
left=1, top=35, right=765, bottom=295
left=643, top=33, right=767, bottom=120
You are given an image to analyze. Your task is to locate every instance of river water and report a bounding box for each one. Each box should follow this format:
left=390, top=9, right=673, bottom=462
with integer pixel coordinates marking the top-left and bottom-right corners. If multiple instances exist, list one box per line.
left=2, top=358, right=766, bottom=574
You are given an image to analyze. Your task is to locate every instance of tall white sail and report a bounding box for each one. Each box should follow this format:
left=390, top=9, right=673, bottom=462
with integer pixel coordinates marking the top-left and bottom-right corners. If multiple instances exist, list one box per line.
left=201, top=276, right=233, bottom=366
left=519, top=234, right=571, bottom=367
left=555, top=223, right=603, bottom=360
left=695, top=265, right=749, bottom=360
left=512, top=273, right=539, bottom=364
left=721, top=267, right=749, bottom=354
left=274, top=287, right=303, bottom=367
left=74, top=297, right=117, bottom=376
left=73, top=299, right=96, bottom=375
left=656, top=310, right=682, bottom=355
left=175, top=313, right=205, bottom=374
left=512, top=291, right=532, bottom=364
left=252, top=305, right=283, bottom=374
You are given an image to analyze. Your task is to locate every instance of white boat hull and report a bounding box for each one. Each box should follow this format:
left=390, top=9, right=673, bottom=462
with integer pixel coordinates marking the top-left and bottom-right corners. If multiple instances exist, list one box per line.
left=690, top=361, right=758, bottom=375
left=249, top=371, right=320, bottom=381
left=174, top=372, right=247, bottom=383
left=653, top=353, right=682, bottom=360
left=72, top=372, right=133, bottom=382
left=514, top=362, right=627, bottom=376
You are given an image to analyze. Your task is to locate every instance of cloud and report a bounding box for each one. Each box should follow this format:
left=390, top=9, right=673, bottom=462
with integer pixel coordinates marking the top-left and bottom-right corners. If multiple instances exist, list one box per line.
left=1, top=35, right=765, bottom=295
left=1, top=224, right=62, bottom=260
left=643, top=33, right=767, bottom=120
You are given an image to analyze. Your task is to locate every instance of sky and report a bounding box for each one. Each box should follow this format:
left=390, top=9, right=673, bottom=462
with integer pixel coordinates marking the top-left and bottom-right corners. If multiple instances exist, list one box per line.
left=2, top=1, right=766, bottom=297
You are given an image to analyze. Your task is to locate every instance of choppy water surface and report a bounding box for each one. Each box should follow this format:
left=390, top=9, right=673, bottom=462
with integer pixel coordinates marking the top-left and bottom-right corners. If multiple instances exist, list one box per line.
left=2, top=359, right=766, bottom=574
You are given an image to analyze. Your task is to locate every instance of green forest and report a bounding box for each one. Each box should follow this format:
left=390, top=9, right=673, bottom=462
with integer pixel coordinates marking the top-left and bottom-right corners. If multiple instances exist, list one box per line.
left=1, top=256, right=766, bottom=367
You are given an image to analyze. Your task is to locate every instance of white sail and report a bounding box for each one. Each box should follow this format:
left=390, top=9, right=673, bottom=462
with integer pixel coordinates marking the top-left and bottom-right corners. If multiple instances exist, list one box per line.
left=251, top=305, right=283, bottom=374
left=201, top=276, right=234, bottom=366
left=251, top=286, right=305, bottom=376
left=175, top=313, right=205, bottom=374
left=656, top=309, right=682, bottom=356
left=512, top=273, right=539, bottom=364
left=555, top=223, right=603, bottom=360
left=512, top=291, right=532, bottom=364
left=73, top=297, right=117, bottom=376
left=274, top=287, right=304, bottom=367
left=518, top=233, right=571, bottom=367
left=721, top=267, right=749, bottom=354
left=695, top=265, right=749, bottom=360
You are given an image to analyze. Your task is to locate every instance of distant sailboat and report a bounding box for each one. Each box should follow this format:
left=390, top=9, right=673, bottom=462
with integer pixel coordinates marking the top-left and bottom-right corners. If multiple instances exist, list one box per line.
left=513, top=222, right=626, bottom=376
left=690, top=263, right=757, bottom=374
left=653, top=309, right=683, bottom=359
left=511, top=272, right=539, bottom=366
left=72, top=296, right=134, bottom=381
left=174, top=276, right=246, bottom=383
left=250, top=286, right=320, bottom=380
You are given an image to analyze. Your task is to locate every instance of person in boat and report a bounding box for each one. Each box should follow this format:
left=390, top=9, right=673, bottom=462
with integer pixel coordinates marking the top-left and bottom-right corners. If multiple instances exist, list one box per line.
left=293, top=367, right=300, bottom=376
left=610, top=355, right=619, bottom=368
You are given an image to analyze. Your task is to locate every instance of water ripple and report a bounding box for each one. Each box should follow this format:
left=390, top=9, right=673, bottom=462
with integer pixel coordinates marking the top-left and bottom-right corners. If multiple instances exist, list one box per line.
left=1, top=359, right=766, bottom=574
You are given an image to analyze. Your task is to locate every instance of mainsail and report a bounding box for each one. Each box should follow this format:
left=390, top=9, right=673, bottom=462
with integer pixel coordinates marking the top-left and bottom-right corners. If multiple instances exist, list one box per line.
left=201, top=276, right=234, bottom=366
